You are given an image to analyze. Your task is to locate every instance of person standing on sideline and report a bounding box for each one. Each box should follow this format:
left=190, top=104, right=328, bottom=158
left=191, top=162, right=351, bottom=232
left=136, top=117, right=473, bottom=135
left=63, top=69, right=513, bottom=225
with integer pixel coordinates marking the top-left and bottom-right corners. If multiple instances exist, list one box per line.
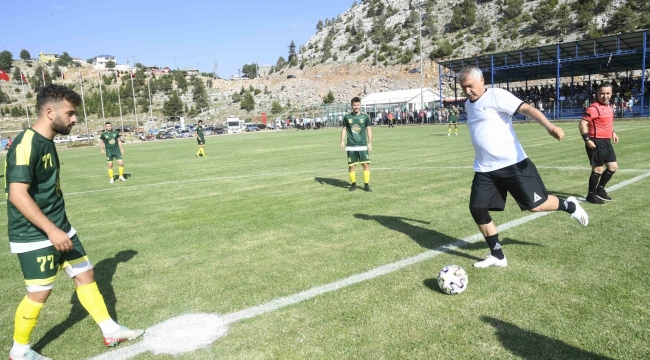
left=579, top=83, right=619, bottom=204
left=340, top=97, right=372, bottom=192
left=5, top=85, right=144, bottom=360
left=99, top=122, right=126, bottom=183
left=387, top=112, right=394, bottom=128
left=195, top=120, right=206, bottom=157
left=457, top=66, right=589, bottom=268
left=448, top=105, right=459, bottom=136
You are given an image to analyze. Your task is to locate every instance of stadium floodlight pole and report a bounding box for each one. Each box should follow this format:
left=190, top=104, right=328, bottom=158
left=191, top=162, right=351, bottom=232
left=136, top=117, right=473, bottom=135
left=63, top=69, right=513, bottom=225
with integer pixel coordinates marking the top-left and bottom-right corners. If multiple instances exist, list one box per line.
left=147, top=75, right=153, bottom=122
left=98, top=72, right=105, bottom=121
left=130, top=70, right=139, bottom=136
left=116, top=77, right=126, bottom=142
left=20, top=70, right=30, bottom=127
left=418, top=1, right=424, bottom=112
left=78, top=71, right=91, bottom=144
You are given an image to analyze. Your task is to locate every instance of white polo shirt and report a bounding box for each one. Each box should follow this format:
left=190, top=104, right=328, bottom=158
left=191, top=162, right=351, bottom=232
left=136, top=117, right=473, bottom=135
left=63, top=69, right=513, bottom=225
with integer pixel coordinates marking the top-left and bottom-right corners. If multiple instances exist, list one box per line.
left=465, top=88, right=527, bottom=172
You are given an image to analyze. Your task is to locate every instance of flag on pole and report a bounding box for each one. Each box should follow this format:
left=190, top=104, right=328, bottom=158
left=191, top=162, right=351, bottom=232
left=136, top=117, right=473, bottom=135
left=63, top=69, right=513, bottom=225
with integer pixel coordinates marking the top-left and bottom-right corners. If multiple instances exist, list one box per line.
left=42, top=68, right=46, bottom=83
left=20, top=71, right=28, bottom=84
left=62, top=72, right=65, bottom=80
left=0, top=69, right=9, bottom=82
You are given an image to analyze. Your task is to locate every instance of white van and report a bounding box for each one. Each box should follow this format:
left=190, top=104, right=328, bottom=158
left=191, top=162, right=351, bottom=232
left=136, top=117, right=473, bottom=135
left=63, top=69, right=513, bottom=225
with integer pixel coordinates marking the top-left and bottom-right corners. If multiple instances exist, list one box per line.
left=226, top=116, right=244, bottom=134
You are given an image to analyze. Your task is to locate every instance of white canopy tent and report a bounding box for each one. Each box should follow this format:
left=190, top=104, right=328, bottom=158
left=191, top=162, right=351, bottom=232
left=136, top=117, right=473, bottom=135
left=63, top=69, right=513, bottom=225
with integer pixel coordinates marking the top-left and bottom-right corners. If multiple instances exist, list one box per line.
left=361, top=88, right=446, bottom=112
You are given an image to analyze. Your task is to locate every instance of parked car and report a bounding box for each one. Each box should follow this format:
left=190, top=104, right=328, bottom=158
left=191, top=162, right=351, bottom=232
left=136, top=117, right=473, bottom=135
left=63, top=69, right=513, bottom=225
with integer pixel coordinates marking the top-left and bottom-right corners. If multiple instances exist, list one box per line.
left=409, top=68, right=421, bottom=73
left=179, top=129, right=191, bottom=138
left=157, top=131, right=174, bottom=140
left=287, top=75, right=296, bottom=79
left=245, top=124, right=260, bottom=132
left=214, top=127, right=225, bottom=135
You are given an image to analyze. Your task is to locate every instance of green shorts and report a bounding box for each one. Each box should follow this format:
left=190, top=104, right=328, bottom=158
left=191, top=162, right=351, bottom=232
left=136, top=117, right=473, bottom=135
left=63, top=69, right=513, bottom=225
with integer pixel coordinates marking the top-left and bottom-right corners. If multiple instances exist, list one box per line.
left=347, top=150, right=370, bottom=166
left=449, top=116, right=458, bottom=124
left=106, top=151, right=123, bottom=161
left=197, top=138, right=205, bottom=145
left=17, top=234, right=91, bottom=289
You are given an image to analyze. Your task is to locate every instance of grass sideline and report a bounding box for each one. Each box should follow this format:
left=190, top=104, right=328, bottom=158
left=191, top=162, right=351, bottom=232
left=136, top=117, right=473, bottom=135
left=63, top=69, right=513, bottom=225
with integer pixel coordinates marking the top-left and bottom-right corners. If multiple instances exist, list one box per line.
left=0, top=121, right=649, bottom=359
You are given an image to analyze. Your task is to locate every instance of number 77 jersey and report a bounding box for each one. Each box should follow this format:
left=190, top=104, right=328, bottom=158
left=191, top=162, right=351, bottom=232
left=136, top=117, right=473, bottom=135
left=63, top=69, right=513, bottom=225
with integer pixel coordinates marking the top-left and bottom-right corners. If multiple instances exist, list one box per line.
left=5, top=128, right=71, bottom=253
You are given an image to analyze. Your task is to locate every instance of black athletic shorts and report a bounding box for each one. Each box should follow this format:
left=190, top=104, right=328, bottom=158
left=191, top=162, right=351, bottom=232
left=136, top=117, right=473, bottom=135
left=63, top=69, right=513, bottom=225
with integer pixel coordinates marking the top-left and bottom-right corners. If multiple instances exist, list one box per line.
left=469, top=158, right=548, bottom=211
left=586, top=138, right=616, bottom=166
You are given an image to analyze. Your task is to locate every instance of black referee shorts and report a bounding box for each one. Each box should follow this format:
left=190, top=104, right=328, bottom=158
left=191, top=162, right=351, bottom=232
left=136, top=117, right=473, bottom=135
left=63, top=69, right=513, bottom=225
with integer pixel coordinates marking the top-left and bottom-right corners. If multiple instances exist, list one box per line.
left=469, top=158, right=549, bottom=211
left=586, top=138, right=617, bottom=167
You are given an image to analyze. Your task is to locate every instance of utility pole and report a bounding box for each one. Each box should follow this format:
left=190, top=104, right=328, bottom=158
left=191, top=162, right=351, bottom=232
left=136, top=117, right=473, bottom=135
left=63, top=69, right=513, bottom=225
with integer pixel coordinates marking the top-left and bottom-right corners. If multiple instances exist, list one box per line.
left=253, top=57, right=259, bottom=78
left=213, top=61, right=218, bottom=79
left=418, top=1, right=424, bottom=112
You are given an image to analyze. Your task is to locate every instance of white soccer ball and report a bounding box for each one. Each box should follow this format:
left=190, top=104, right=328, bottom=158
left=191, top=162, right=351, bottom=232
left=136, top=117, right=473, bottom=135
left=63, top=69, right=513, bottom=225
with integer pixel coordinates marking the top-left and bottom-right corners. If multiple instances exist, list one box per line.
left=438, top=265, right=468, bottom=295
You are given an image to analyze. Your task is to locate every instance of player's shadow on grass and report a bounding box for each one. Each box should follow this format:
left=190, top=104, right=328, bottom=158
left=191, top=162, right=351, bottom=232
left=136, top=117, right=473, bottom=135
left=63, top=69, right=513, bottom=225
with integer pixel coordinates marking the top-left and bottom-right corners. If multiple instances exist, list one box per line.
left=482, top=316, right=615, bottom=360
left=32, top=250, right=138, bottom=352
left=315, top=177, right=350, bottom=188
left=111, top=173, right=132, bottom=181
left=547, top=190, right=583, bottom=199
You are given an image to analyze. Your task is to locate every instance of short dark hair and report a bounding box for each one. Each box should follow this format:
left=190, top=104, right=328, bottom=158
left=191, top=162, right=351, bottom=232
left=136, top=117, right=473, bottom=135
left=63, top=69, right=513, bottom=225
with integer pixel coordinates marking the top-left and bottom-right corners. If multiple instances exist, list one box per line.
left=105, top=121, right=112, bottom=125
left=351, top=96, right=361, bottom=104
left=198, top=120, right=203, bottom=124
left=597, top=83, right=613, bottom=91
left=36, top=84, right=81, bottom=115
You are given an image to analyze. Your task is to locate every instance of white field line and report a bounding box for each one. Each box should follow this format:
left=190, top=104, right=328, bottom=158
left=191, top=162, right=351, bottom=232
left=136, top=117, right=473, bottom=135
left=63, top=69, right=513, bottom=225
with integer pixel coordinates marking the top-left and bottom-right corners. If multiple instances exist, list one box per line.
left=88, top=171, right=650, bottom=360
left=1, top=166, right=648, bottom=207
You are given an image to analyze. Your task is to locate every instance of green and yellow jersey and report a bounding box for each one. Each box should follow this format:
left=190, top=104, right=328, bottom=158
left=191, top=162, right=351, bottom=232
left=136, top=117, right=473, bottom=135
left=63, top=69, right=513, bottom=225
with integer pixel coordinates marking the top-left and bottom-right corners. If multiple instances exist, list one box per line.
left=100, top=130, right=121, bottom=154
left=342, top=112, right=371, bottom=147
left=5, top=128, right=71, bottom=251
left=196, top=125, right=204, bottom=141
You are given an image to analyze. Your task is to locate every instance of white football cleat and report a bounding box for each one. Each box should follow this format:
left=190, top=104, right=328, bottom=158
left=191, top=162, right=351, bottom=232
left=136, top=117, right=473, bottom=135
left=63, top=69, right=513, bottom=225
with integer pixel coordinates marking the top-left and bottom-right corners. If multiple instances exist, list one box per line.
left=567, top=196, right=588, bottom=226
left=103, top=326, right=145, bottom=347
left=9, top=349, right=52, bottom=360
left=119, top=176, right=126, bottom=182
left=474, top=255, right=508, bottom=268
left=109, top=177, right=114, bottom=184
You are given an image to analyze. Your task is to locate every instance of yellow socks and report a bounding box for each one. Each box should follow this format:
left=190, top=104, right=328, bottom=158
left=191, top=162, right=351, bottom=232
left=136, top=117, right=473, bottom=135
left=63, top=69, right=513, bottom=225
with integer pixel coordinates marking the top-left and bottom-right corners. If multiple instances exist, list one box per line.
left=363, top=170, right=370, bottom=184
left=118, top=166, right=124, bottom=177
left=349, top=171, right=356, bottom=184
left=108, top=169, right=114, bottom=179
left=200, top=147, right=206, bottom=156
left=77, top=282, right=111, bottom=324
left=13, top=296, right=44, bottom=345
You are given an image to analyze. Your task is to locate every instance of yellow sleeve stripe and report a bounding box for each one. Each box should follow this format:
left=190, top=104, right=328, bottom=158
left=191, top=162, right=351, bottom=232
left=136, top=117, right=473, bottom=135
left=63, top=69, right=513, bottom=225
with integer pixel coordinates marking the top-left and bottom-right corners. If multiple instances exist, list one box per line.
left=15, top=130, right=35, bottom=166
left=62, top=256, right=90, bottom=268
left=25, top=275, right=58, bottom=286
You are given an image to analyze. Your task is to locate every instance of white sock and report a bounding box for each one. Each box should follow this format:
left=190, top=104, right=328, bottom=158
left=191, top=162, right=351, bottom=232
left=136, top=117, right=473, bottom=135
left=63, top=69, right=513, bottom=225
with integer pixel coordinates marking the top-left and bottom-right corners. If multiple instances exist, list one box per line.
left=99, top=319, right=121, bottom=335
left=11, top=341, right=30, bottom=357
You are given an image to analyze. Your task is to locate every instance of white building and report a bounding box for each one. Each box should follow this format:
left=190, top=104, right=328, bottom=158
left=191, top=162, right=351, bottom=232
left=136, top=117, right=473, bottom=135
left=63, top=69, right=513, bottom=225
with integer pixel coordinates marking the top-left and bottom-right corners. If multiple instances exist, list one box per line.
left=93, top=55, right=117, bottom=70
left=361, top=88, right=446, bottom=111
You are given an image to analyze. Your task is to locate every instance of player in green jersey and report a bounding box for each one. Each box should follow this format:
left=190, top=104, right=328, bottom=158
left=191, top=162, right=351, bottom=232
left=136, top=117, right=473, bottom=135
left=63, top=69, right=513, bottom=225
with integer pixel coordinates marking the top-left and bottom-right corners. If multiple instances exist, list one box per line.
left=99, top=122, right=126, bottom=183
left=195, top=120, right=206, bottom=157
left=4, top=85, right=143, bottom=360
left=340, top=97, right=373, bottom=192
left=448, top=105, right=459, bottom=136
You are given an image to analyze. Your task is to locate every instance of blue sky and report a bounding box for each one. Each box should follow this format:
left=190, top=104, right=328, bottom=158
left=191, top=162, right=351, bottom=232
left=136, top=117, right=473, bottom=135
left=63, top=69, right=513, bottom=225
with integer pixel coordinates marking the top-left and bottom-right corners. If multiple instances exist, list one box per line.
left=1, top=0, right=354, bottom=77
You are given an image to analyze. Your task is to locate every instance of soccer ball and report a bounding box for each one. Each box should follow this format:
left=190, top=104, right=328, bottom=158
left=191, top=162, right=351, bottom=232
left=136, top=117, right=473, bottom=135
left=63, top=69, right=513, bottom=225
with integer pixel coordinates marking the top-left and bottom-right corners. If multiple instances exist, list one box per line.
left=438, top=265, right=468, bottom=295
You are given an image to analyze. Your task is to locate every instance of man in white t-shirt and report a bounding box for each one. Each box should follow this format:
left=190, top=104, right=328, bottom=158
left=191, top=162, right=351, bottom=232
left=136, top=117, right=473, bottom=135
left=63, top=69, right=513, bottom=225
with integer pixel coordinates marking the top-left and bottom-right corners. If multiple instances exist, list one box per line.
left=458, top=66, right=589, bottom=268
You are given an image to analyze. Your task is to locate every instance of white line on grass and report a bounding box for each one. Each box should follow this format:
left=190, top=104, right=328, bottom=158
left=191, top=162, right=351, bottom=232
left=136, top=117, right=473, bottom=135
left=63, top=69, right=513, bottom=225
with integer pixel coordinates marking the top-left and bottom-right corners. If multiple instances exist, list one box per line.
left=88, top=171, right=650, bottom=360
left=1, top=166, right=648, bottom=207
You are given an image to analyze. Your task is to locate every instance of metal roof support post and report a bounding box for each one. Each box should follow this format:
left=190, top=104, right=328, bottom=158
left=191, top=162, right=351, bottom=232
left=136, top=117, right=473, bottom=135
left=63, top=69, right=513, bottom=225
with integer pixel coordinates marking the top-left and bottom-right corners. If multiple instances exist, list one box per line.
left=439, top=63, right=443, bottom=108
left=491, top=55, right=495, bottom=88
left=454, top=76, right=458, bottom=101
left=556, top=44, right=561, bottom=120
left=571, top=63, right=575, bottom=98
left=642, top=31, right=647, bottom=117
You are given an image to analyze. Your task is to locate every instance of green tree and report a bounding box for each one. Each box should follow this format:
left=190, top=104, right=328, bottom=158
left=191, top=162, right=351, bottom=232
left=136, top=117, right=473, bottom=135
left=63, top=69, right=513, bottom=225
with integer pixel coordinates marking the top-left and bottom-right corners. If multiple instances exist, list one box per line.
left=323, top=90, right=335, bottom=104
left=240, top=92, right=255, bottom=112
left=429, top=40, right=454, bottom=60
left=55, top=52, right=73, bottom=67
left=52, top=64, right=61, bottom=78
left=163, top=92, right=183, bottom=116
left=271, top=100, right=283, bottom=114
left=609, top=4, right=638, bottom=33
left=30, top=66, right=52, bottom=91
left=448, top=0, right=476, bottom=32
left=502, top=0, right=524, bottom=20
left=288, top=40, right=297, bottom=62
left=231, top=92, right=241, bottom=103
left=173, top=71, right=188, bottom=91
left=242, top=63, right=258, bottom=79
left=105, top=60, right=116, bottom=69
left=316, top=20, right=324, bottom=32
left=20, top=49, right=31, bottom=61
left=276, top=56, right=287, bottom=70
left=0, top=50, right=13, bottom=71
left=13, top=67, right=22, bottom=81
